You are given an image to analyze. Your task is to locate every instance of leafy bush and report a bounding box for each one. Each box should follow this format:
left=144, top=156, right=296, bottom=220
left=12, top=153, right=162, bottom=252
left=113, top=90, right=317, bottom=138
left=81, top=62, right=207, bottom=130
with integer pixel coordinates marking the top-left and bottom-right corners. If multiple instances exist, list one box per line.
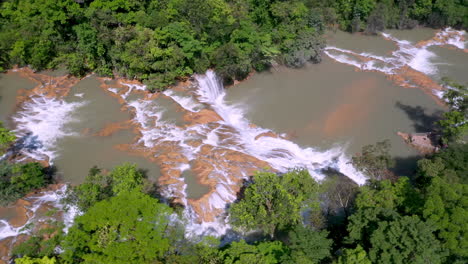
left=0, top=161, right=48, bottom=205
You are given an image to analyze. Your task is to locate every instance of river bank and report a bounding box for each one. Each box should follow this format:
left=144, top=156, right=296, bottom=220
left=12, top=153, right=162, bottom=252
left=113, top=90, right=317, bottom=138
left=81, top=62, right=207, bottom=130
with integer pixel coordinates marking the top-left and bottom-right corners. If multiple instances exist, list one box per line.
left=0, top=27, right=466, bottom=261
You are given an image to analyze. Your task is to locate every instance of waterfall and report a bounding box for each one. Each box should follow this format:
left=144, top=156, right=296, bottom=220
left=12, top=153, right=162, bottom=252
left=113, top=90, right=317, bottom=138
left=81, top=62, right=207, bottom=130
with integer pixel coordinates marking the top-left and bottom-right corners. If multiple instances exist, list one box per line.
left=194, top=70, right=367, bottom=184
left=0, top=185, right=79, bottom=241
left=13, top=96, right=86, bottom=163
left=325, top=28, right=466, bottom=78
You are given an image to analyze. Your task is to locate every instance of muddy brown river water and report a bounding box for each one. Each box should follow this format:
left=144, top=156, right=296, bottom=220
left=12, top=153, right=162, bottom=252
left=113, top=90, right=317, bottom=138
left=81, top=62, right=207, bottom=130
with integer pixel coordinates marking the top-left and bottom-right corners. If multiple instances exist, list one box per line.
left=0, top=28, right=466, bottom=247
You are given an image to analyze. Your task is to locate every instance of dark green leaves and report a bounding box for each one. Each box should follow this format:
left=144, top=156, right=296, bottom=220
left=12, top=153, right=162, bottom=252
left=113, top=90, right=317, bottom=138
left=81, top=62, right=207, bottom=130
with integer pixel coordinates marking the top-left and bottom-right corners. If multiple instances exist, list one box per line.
left=229, top=170, right=319, bottom=238
left=61, top=190, right=172, bottom=264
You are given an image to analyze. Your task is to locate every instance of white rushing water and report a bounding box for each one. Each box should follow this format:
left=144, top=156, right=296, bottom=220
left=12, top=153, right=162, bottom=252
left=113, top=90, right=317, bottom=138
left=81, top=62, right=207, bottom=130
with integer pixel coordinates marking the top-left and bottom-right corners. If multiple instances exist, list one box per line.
left=195, top=71, right=366, bottom=183
left=325, top=28, right=466, bottom=77
left=163, top=89, right=203, bottom=112
left=13, top=96, right=86, bottom=162
left=119, top=70, right=367, bottom=238
left=0, top=185, right=79, bottom=241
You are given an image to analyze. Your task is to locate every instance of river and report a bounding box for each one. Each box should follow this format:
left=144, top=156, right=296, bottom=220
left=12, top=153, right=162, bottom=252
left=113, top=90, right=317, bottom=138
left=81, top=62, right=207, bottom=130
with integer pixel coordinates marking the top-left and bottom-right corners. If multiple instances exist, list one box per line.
left=0, top=28, right=466, bottom=249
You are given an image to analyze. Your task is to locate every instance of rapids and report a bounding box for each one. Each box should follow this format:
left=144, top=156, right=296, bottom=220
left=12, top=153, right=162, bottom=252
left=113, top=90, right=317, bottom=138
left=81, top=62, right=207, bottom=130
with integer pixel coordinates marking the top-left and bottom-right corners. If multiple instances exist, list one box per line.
left=325, top=28, right=466, bottom=97
left=0, top=28, right=466, bottom=247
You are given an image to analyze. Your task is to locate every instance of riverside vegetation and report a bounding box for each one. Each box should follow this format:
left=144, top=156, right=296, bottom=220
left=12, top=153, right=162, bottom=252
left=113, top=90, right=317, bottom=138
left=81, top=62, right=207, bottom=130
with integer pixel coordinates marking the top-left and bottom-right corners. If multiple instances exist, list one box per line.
left=7, top=138, right=468, bottom=263
left=1, top=101, right=467, bottom=263
left=0, top=0, right=467, bottom=90
left=1, top=0, right=468, bottom=263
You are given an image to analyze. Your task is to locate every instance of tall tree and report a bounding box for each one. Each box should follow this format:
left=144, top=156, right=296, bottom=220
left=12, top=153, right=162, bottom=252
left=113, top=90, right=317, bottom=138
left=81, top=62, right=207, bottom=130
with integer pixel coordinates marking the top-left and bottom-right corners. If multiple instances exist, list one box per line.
left=61, top=190, right=173, bottom=263
left=350, top=140, right=395, bottom=180
left=368, top=215, right=444, bottom=264
left=0, top=121, right=15, bottom=155
left=229, top=170, right=319, bottom=238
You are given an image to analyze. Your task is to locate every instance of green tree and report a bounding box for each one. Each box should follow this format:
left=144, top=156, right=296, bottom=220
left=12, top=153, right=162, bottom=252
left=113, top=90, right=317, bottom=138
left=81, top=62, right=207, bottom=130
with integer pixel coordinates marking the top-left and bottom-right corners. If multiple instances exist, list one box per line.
left=346, top=177, right=422, bottom=246
left=438, top=78, right=468, bottom=144
left=282, top=28, right=325, bottom=67
left=368, top=215, right=444, bottom=264
left=219, top=240, right=288, bottom=264
left=13, top=224, right=64, bottom=259
left=0, top=121, right=15, bottom=155
left=438, top=111, right=468, bottom=145
left=421, top=177, right=467, bottom=261
left=61, top=189, right=173, bottom=263
left=350, top=140, right=395, bottom=180
left=0, top=161, right=47, bottom=205
left=336, top=245, right=371, bottom=264
left=414, top=144, right=468, bottom=261
left=108, top=162, right=143, bottom=195
left=63, top=166, right=110, bottom=212
left=14, top=256, right=57, bottom=264
left=64, top=163, right=146, bottom=212
left=10, top=162, right=46, bottom=193
left=285, top=225, right=332, bottom=263
left=229, top=170, right=319, bottom=238
left=416, top=143, right=468, bottom=186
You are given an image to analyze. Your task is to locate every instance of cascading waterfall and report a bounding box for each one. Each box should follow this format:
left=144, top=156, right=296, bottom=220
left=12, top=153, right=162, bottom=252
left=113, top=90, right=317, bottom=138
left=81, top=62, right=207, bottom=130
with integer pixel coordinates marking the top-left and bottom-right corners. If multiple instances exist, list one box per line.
left=12, top=96, right=86, bottom=163
left=116, top=69, right=368, bottom=237
left=0, top=185, right=79, bottom=241
left=195, top=71, right=367, bottom=183
left=2, top=27, right=464, bottom=245
left=325, top=28, right=466, bottom=77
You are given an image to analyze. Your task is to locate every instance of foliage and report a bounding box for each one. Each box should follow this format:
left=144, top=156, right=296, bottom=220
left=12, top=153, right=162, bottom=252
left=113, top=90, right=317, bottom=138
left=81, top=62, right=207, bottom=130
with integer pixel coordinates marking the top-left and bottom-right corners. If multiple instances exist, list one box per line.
left=0, top=121, right=15, bottom=155
left=229, top=169, right=320, bottom=238
left=346, top=177, right=421, bottom=245
left=0, top=161, right=48, bottom=205
left=336, top=245, right=371, bottom=264
left=321, top=174, right=359, bottom=218
left=282, top=28, right=325, bottom=67
left=350, top=139, right=395, bottom=180
left=1, top=0, right=465, bottom=89
left=61, top=189, right=173, bottom=264
left=13, top=224, right=64, bottom=259
left=417, top=144, right=468, bottom=261
left=9, top=144, right=468, bottom=263
left=368, top=215, right=444, bottom=264
left=438, top=111, right=468, bottom=145
left=0, top=0, right=326, bottom=88
left=438, top=79, right=468, bottom=144
left=421, top=177, right=467, bottom=261
left=285, top=225, right=332, bottom=263
left=416, top=143, right=468, bottom=185
left=219, top=240, right=288, bottom=264
left=63, top=163, right=146, bottom=212
left=14, top=256, right=57, bottom=264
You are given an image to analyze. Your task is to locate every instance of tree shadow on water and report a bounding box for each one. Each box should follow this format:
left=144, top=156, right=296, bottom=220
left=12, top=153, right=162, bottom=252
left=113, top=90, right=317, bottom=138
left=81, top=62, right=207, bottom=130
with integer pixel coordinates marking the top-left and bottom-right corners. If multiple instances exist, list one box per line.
left=391, top=155, right=421, bottom=179
left=395, top=101, right=444, bottom=132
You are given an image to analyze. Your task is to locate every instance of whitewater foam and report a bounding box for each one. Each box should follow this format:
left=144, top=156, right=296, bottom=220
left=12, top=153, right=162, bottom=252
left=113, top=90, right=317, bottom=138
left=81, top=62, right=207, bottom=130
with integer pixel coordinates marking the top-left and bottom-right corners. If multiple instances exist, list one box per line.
left=163, top=89, right=203, bottom=112
left=326, top=28, right=466, bottom=78
left=195, top=71, right=367, bottom=183
left=0, top=185, right=79, bottom=241
left=13, top=96, right=86, bottom=162
left=121, top=82, right=146, bottom=99
left=117, top=70, right=367, bottom=238
left=437, top=28, right=466, bottom=49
